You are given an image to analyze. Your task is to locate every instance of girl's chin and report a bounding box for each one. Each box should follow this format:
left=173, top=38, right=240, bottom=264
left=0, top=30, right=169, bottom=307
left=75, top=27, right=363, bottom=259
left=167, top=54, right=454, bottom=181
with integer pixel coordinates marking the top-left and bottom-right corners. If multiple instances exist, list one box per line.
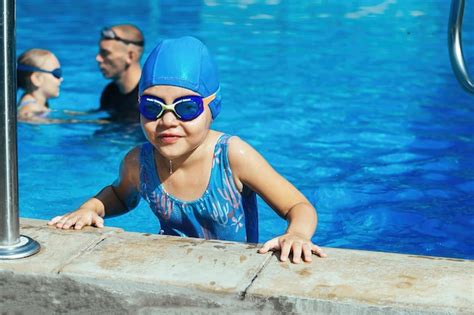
left=154, top=145, right=185, bottom=160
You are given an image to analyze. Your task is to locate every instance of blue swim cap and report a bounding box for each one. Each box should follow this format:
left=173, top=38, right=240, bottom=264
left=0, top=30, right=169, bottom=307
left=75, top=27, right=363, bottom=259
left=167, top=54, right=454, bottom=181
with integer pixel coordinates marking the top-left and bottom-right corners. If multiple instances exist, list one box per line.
left=139, top=36, right=222, bottom=119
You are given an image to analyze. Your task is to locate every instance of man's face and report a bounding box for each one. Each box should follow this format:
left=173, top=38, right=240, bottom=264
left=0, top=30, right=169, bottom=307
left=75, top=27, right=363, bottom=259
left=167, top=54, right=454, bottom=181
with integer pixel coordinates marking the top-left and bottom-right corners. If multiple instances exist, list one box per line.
left=96, top=39, right=129, bottom=80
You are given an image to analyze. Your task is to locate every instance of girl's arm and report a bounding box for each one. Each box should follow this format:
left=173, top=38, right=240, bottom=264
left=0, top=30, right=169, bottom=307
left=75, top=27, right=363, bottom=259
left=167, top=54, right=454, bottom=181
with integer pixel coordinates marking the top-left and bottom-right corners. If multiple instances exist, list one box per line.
left=19, top=117, right=110, bottom=124
left=18, top=112, right=110, bottom=124
left=18, top=103, right=109, bottom=124
left=228, top=137, right=326, bottom=263
left=48, top=146, right=141, bottom=229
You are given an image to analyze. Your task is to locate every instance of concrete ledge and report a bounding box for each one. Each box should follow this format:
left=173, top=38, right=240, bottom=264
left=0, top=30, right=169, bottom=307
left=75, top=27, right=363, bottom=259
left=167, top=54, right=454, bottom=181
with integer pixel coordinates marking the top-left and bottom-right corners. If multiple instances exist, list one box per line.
left=0, top=218, right=472, bottom=314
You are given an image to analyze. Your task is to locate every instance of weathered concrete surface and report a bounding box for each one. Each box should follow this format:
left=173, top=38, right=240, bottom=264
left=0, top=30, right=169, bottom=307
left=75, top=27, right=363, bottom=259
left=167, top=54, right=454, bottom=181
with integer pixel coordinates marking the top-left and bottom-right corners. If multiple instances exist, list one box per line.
left=0, top=219, right=127, bottom=314
left=0, top=218, right=119, bottom=274
left=60, top=230, right=271, bottom=312
left=61, top=231, right=269, bottom=292
left=246, top=248, right=474, bottom=314
left=0, top=218, right=472, bottom=314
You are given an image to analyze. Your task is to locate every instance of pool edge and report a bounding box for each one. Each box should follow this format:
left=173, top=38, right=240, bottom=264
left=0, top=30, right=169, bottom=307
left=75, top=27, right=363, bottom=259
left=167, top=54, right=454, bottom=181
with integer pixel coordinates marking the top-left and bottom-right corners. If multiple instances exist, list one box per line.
left=0, top=218, right=472, bottom=314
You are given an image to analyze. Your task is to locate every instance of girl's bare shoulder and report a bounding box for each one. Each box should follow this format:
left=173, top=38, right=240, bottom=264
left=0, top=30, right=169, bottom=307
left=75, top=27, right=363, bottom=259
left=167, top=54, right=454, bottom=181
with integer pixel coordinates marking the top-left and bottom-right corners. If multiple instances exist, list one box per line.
left=123, top=145, right=145, bottom=167
left=18, top=98, right=48, bottom=120
left=119, top=145, right=146, bottom=187
left=227, top=136, right=255, bottom=162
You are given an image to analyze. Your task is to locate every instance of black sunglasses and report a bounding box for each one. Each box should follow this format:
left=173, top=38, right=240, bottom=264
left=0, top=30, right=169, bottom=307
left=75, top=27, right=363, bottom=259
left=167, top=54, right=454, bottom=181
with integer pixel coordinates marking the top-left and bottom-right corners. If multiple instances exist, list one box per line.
left=100, top=27, right=144, bottom=47
left=17, top=64, right=62, bottom=79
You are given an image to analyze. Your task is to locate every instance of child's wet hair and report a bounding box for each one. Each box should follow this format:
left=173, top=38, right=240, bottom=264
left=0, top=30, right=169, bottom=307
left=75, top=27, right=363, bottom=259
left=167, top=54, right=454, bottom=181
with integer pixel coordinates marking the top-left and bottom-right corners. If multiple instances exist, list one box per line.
left=17, top=48, right=54, bottom=91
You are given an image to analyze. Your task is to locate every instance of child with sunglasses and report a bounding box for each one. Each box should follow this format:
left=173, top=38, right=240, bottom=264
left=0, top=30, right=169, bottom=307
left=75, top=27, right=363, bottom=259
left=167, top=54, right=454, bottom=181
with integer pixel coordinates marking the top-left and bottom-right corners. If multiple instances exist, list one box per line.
left=48, top=36, right=326, bottom=264
left=17, top=48, right=63, bottom=122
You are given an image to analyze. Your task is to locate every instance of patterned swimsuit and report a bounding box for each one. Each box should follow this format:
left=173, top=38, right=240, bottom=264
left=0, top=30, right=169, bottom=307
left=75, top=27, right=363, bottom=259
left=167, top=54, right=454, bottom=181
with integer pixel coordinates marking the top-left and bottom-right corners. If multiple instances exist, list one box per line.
left=139, top=134, right=259, bottom=243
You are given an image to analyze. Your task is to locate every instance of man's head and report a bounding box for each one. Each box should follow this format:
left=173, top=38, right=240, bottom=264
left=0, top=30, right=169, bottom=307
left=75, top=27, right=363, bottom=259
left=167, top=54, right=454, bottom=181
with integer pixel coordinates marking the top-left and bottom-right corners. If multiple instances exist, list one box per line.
left=96, top=24, right=144, bottom=81
left=139, top=36, right=222, bottom=119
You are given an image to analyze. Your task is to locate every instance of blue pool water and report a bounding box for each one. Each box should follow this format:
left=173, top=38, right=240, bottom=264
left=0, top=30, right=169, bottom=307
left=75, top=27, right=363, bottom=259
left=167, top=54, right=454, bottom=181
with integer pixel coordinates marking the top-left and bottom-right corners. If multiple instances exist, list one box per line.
left=16, top=0, right=474, bottom=259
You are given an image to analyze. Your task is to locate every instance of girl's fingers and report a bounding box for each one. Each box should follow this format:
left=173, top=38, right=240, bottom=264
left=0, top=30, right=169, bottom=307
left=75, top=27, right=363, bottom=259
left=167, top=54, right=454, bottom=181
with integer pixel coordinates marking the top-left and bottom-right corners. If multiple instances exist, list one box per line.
left=311, top=244, right=327, bottom=258
left=279, top=239, right=293, bottom=262
left=258, top=241, right=271, bottom=254
left=47, top=216, right=63, bottom=225
left=258, top=238, right=278, bottom=253
left=61, top=216, right=78, bottom=229
left=74, top=217, right=88, bottom=230
left=94, top=215, right=104, bottom=228
left=55, top=216, right=69, bottom=229
left=291, top=242, right=303, bottom=264
left=49, top=211, right=103, bottom=230
left=302, top=243, right=313, bottom=262
left=259, top=235, right=326, bottom=262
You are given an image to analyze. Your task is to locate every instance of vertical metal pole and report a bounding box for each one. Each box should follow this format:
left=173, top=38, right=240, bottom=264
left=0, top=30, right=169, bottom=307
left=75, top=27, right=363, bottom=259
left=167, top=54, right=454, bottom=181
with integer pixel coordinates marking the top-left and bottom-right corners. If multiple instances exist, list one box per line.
left=0, top=0, right=19, bottom=245
left=0, top=0, right=40, bottom=259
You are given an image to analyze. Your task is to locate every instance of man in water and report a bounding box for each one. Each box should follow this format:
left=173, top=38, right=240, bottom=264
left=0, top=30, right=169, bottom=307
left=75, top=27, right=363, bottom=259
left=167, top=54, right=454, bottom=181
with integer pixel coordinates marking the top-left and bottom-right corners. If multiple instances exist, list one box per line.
left=96, top=24, right=144, bottom=122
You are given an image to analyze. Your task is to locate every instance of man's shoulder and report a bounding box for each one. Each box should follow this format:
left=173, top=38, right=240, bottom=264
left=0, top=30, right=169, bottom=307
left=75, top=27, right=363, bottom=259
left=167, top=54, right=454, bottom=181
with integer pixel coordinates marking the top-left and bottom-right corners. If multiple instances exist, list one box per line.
left=99, top=81, right=140, bottom=122
left=100, top=82, right=119, bottom=109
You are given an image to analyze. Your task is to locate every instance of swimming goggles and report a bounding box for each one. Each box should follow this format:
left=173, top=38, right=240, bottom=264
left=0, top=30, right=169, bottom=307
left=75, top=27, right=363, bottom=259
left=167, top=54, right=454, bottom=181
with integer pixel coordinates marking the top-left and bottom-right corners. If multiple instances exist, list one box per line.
left=101, top=27, right=144, bottom=47
left=17, top=64, right=62, bottom=79
left=139, top=92, right=217, bottom=121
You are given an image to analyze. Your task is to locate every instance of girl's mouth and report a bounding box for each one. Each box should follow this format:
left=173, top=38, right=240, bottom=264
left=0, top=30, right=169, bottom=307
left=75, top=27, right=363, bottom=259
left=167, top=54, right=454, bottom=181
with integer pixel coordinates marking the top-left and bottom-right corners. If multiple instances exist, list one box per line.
left=158, top=134, right=181, bottom=144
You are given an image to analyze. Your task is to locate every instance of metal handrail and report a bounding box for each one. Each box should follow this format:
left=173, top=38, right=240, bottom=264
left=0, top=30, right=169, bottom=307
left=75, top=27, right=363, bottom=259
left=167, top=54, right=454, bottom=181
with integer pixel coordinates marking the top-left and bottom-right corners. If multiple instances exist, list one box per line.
left=448, top=0, right=474, bottom=94
left=0, top=0, right=40, bottom=259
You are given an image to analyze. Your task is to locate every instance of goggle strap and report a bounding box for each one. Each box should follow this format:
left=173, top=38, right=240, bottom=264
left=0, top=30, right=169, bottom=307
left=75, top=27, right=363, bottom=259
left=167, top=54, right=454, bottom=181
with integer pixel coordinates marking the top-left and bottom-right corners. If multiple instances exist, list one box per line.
left=17, top=64, right=38, bottom=72
left=101, top=28, right=145, bottom=47
left=17, top=64, right=62, bottom=78
left=203, top=90, right=218, bottom=105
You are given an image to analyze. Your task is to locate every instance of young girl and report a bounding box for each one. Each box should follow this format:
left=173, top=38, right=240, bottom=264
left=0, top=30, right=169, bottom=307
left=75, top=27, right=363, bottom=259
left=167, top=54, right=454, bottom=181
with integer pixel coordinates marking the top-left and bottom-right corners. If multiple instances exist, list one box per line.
left=17, top=48, right=63, bottom=122
left=48, top=36, right=326, bottom=264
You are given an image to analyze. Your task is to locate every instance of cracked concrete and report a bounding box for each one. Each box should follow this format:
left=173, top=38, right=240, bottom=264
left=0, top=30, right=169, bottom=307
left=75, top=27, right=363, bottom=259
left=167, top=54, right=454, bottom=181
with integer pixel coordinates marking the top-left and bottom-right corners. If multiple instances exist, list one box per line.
left=0, top=218, right=472, bottom=314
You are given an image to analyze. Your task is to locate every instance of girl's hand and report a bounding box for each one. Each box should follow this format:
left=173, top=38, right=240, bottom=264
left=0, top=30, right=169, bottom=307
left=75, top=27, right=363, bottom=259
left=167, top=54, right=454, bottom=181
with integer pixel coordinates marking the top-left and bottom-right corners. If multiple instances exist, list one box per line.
left=258, top=232, right=326, bottom=263
left=47, top=207, right=104, bottom=230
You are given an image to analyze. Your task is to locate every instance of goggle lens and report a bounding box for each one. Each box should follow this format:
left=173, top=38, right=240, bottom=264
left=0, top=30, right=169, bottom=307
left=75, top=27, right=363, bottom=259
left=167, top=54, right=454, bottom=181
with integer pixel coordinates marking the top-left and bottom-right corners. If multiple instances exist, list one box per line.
left=139, top=97, right=162, bottom=120
left=51, top=68, right=62, bottom=79
left=175, top=99, right=203, bottom=120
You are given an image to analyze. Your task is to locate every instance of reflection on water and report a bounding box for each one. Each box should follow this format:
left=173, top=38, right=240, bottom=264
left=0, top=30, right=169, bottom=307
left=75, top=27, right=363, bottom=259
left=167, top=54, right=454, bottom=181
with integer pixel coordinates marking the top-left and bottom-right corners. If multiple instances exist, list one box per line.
left=158, top=0, right=202, bottom=37
left=92, top=122, right=146, bottom=143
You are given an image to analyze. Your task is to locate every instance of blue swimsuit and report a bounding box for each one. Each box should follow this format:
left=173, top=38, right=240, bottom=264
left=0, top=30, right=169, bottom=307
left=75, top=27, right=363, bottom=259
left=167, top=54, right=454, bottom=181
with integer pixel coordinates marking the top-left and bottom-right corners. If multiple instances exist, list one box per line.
left=139, top=134, right=259, bottom=243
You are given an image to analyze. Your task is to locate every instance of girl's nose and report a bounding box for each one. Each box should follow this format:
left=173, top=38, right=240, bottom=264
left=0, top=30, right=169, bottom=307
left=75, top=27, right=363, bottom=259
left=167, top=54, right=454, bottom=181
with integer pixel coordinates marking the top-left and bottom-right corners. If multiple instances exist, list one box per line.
left=160, top=110, right=179, bottom=126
